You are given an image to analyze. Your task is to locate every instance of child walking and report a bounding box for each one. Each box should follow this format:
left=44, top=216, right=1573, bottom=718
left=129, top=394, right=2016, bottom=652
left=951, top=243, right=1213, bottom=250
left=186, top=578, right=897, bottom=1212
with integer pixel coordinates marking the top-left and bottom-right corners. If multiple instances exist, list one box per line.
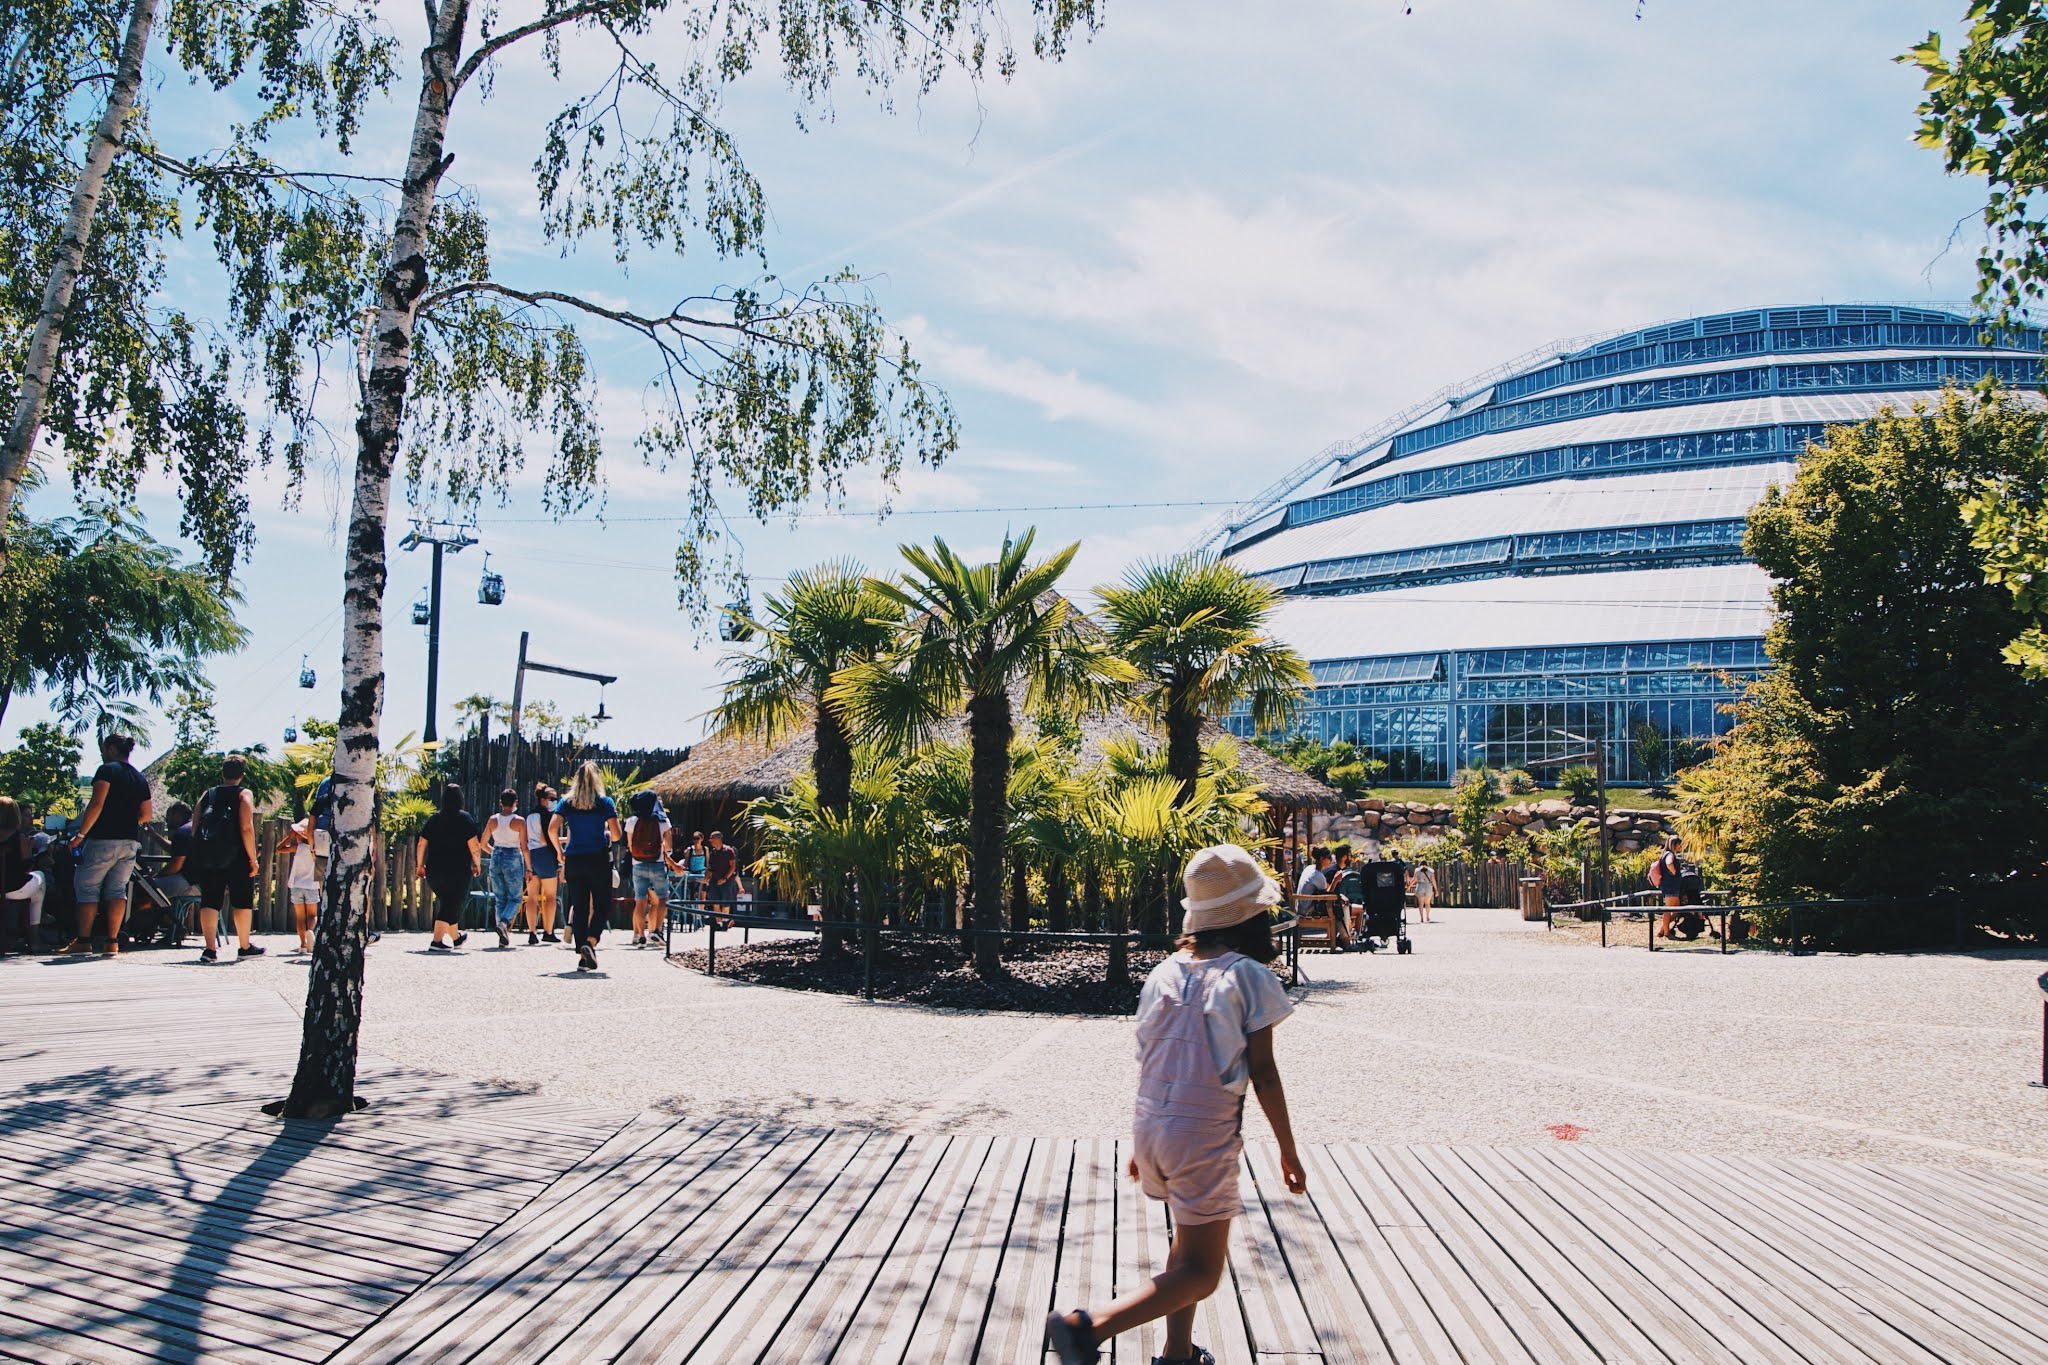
left=1049, top=843, right=1306, bottom=1365
left=279, top=815, right=319, bottom=954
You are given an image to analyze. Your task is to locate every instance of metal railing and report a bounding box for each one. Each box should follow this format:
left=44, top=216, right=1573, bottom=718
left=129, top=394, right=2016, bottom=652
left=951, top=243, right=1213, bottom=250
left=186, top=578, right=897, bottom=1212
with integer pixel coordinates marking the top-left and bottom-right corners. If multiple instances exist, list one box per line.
left=1544, top=892, right=1986, bottom=955
left=667, top=906, right=1303, bottom=998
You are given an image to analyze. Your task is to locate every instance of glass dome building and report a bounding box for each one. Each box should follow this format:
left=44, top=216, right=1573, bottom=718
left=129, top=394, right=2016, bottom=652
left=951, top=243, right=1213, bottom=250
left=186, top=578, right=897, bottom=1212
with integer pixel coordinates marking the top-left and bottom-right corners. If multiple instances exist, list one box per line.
left=1217, top=304, right=2043, bottom=784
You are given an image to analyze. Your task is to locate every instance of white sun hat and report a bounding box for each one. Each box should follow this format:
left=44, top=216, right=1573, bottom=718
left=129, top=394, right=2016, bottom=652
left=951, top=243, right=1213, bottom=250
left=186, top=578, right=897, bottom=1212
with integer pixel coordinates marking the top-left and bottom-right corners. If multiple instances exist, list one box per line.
left=1179, top=843, right=1282, bottom=935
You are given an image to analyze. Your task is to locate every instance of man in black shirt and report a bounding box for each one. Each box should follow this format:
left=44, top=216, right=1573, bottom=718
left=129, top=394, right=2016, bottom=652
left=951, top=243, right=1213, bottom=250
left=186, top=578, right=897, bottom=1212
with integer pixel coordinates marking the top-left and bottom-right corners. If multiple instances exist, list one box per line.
left=61, top=733, right=152, bottom=955
left=704, top=830, right=740, bottom=922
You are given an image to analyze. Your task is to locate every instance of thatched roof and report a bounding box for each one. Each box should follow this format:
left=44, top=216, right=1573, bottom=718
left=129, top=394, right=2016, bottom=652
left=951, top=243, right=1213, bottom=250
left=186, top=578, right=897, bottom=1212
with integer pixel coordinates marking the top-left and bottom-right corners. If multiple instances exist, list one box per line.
left=645, top=707, right=1343, bottom=812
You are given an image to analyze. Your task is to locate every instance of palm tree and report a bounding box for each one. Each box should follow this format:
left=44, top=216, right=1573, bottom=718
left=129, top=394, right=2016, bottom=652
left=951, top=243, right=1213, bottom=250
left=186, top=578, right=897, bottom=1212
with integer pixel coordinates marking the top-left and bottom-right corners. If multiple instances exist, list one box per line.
left=827, top=530, right=1136, bottom=974
left=1094, top=551, right=1311, bottom=801
left=713, top=559, right=905, bottom=819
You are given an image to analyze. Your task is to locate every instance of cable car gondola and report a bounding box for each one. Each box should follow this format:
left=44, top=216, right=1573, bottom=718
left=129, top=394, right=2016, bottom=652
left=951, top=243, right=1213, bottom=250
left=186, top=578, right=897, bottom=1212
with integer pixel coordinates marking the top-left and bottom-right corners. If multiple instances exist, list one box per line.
left=283, top=720, right=299, bottom=744
left=718, top=585, right=753, bottom=642
left=298, top=655, right=316, bottom=689
left=411, top=592, right=431, bottom=626
left=477, top=552, right=505, bottom=606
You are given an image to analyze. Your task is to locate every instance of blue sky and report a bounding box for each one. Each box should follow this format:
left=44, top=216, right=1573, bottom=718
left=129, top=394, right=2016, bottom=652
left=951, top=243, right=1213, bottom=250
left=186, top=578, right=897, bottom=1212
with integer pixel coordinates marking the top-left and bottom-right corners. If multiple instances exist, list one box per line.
left=7, top=0, right=1992, bottom=759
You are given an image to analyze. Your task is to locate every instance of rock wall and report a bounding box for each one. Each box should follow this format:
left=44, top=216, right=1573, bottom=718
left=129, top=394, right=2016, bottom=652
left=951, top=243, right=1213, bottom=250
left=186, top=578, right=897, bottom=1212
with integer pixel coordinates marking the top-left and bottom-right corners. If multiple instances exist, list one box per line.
left=1313, top=797, right=1681, bottom=854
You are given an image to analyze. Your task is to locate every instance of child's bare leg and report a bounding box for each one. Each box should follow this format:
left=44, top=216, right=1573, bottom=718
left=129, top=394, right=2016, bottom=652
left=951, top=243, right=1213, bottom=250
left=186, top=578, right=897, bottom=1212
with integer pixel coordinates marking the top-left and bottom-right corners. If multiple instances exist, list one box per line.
left=1077, top=1218, right=1231, bottom=1347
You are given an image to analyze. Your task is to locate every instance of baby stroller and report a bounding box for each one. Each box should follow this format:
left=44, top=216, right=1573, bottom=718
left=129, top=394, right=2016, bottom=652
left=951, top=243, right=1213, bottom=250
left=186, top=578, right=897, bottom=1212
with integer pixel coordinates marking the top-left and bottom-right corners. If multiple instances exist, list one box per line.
left=124, top=853, right=191, bottom=947
left=1356, top=859, right=1413, bottom=954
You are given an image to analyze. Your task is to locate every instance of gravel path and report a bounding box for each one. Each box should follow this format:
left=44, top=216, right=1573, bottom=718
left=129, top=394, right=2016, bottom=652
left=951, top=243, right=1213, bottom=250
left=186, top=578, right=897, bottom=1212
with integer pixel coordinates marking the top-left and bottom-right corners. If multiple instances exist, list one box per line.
left=119, top=909, right=2048, bottom=1171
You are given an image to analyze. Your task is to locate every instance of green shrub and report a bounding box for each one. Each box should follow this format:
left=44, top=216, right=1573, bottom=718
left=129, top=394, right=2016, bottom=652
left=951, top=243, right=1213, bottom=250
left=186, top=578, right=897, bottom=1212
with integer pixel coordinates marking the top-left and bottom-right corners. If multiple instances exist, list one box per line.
left=1559, top=764, right=1601, bottom=804
left=1498, top=767, right=1539, bottom=796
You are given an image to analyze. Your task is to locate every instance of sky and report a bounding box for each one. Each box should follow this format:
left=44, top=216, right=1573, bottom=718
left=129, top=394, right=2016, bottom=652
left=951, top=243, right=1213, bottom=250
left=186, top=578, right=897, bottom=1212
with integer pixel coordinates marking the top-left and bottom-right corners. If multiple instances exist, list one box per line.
left=6, top=0, right=1994, bottom=761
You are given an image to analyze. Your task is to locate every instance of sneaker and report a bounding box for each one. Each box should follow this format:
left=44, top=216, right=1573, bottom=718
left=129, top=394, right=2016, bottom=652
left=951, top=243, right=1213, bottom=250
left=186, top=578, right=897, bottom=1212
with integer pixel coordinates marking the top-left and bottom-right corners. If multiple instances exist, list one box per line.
left=428, top=941, right=454, bottom=954
left=576, top=944, right=596, bottom=972
left=57, top=939, right=92, bottom=955
left=542, top=931, right=561, bottom=943
left=237, top=944, right=266, bottom=959
left=528, top=930, right=540, bottom=946
left=367, top=932, right=381, bottom=945
left=497, top=924, right=510, bottom=948
left=200, top=947, right=219, bottom=964
left=452, top=931, right=469, bottom=948
left=1046, top=1310, right=1100, bottom=1365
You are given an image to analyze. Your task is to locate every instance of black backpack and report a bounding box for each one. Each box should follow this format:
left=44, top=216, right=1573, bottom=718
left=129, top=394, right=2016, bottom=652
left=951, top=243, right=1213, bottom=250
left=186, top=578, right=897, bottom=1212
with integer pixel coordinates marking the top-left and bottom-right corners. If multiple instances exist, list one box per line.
left=193, top=785, right=243, bottom=870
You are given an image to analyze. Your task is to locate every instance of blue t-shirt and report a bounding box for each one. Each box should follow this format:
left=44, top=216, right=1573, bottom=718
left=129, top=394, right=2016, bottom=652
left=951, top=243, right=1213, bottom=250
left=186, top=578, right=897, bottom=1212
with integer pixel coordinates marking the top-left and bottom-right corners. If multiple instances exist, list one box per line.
left=555, top=797, right=617, bottom=856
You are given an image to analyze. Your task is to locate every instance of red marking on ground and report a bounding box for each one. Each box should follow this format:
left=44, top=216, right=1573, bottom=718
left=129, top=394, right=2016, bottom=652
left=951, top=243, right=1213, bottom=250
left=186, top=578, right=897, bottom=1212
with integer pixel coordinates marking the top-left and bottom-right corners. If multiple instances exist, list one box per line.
left=1545, top=1123, right=1590, bottom=1142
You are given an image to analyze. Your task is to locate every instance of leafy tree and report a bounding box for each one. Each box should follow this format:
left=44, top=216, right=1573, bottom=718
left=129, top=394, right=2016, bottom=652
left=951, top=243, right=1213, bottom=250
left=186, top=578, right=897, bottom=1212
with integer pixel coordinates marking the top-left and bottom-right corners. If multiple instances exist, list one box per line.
left=826, top=531, right=1134, bottom=974
left=292, top=3, right=1106, bottom=1117
left=1679, top=390, right=2048, bottom=904
left=1093, top=553, right=1309, bottom=799
left=0, top=501, right=247, bottom=731
left=1451, top=765, right=1501, bottom=857
left=0, top=722, right=85, bottom=816
left=1904, top=3, right=2048, bottom=323
left=1251, top=735, right=1384, bottom=799
left=1, top=0, right=393, bottom=576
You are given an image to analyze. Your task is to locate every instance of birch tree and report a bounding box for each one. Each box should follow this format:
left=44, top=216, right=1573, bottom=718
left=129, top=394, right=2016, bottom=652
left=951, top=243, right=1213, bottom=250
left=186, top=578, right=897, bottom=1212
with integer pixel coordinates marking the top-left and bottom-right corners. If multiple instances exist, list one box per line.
left=277, top=0, right=1104, bottom=1117
left=2, top=1, right=393, bottom=578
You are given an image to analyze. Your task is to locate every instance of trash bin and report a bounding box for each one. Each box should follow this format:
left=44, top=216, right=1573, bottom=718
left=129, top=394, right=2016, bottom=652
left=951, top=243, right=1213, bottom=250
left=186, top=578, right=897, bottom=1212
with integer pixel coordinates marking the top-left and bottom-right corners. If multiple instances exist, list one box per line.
left=1519, top=877, right=1546, bottom=922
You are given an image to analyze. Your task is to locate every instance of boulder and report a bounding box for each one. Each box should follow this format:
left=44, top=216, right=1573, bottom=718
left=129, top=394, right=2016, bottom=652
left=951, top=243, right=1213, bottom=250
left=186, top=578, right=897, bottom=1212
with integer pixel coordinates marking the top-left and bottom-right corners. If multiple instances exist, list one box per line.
left=1503, top=807, right=1533, bottom=825
left=1616, top=838, right=1641, bottom=853
left=1361, top=798, right=1386, bottom=813
left=1524, top=818, right=1549, bottom=834
left=1408, top=811, right=1433, bottom=826
left=1360, top=810, right=1380, bottom=828
left=1534, top=798, right=1573, bottom=819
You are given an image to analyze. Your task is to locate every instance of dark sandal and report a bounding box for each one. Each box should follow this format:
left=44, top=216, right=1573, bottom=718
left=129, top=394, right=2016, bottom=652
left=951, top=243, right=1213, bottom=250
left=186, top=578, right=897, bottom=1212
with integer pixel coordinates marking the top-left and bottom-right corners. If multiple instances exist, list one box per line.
left=1046, top=1309, right=1100, bottom=1364
left=1153, top=1349, right=1217, bottom=1365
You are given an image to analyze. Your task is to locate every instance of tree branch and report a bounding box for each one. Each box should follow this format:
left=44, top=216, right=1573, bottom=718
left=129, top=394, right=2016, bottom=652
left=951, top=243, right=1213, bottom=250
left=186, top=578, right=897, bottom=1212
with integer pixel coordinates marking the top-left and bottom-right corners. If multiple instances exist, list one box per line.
left=454, top=1, right=616, bottom=92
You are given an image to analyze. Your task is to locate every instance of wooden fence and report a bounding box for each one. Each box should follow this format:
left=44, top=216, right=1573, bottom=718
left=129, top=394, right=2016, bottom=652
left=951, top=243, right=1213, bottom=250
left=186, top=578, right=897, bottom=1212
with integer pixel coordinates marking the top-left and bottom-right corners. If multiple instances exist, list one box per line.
left=241, top=817, right=469, bottom=935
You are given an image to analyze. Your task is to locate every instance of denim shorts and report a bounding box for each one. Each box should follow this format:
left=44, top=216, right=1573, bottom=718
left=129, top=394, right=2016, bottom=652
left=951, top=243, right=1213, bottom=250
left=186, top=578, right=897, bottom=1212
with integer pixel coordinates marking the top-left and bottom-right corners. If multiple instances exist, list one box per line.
left=631, top=860, right=666, bottom=899
left=73, top=838, right=139, bottom=904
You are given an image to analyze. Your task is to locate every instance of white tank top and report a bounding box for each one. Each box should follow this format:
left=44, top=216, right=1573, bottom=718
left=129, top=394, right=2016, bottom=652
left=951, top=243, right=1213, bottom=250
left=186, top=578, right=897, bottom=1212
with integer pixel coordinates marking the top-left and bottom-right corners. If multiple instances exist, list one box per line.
left=487, top=813, right=525, bottom=848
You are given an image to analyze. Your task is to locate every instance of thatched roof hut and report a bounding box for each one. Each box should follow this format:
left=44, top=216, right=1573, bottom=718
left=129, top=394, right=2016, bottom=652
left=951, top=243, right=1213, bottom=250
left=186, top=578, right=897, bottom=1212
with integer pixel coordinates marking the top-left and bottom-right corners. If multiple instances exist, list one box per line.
left=644, top=708, right=1342, bottom=813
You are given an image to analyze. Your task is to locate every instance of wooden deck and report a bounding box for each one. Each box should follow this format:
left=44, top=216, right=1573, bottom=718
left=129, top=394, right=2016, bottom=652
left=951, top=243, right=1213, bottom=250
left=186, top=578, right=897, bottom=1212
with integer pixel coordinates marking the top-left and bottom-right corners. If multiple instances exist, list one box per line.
left=5, top=965, right=2048, bottom=1363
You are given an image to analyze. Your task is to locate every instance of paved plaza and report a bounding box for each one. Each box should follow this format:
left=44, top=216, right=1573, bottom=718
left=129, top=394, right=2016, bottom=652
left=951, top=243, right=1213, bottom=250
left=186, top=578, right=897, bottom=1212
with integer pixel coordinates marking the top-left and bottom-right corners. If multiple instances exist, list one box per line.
left=3, top=910, right=2045, bottom=1362
left=202, top=907, right=2048, bottom=1169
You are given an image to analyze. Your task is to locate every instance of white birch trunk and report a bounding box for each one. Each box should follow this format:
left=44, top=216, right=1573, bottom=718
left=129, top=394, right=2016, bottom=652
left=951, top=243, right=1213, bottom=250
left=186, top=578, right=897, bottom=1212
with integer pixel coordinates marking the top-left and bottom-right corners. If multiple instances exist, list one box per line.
left=276, top=0, right=472, bottom=1119
left=0, top=0, right=159, bottom=557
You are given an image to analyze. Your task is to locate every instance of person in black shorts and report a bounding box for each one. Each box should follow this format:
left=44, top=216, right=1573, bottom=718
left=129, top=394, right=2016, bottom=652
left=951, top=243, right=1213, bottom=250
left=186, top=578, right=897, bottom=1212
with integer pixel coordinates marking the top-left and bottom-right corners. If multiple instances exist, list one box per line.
left=194, top=755, right=264, bottom=964
left=417, top=783, right=480, bottom=953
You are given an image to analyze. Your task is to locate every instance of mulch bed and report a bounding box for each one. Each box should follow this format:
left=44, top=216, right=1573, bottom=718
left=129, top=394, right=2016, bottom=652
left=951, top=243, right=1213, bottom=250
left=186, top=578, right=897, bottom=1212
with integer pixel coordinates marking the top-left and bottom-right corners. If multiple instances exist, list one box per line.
left=668, top=934, right=1170, bottom=1014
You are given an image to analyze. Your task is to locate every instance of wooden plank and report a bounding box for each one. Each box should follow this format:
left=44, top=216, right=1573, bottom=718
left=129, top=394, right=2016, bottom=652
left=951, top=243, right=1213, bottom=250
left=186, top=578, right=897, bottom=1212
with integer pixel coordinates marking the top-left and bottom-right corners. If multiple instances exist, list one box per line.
left=1243, top=1143, right=1388, bottom=1364
left=539, top=1127, right=841, bottom=1363
left=1732, top=1155, right=2048, bottom=1360
left=1296, top=1145, right=1461, bottom=1365
left=1588, top=1147, right=2029, bottom=1364
left=597, top=1128, right=880, bottom=1363
left=1513, top=1146, right=1901, bottom=1365
left=977, top=1138, right=1076, bottom=1365
left=0, top=1244, right=341, bottom=1364
left=1333, top=1146, right=1539, bottom=1365
left=862, top=1135, right=1012, bottom=1365
left=1227, top=1148, right=1324, bottom=1360
left=771, top=1133, right=965, bottom=1364
left=830, top=1135, right=995, bottom=1362
left=1419, top=1145, right=1723, bottom=1363
left=918, top=1134, right=1036, bottom=1364
left=335, top=1117, right=753, bottom=1363
left=1789, top=1158, right=2048, bottom=1298
left=0, top=1297, right=203, bottom=1365
left=0, top=1203, right=403, bottom=1315
left=686, top=1130, right=916, bottom=1363
left=1045, top=1136, right=1117, bottom=1357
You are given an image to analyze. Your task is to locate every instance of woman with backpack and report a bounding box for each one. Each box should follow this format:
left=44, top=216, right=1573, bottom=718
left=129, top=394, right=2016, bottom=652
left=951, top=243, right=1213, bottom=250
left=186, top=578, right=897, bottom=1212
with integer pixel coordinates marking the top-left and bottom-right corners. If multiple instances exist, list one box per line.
left=416, top=784, right=480, bottom=954
left=551, top=762, right=622, bottom=972
left=623, top=789, right=670, bottom=948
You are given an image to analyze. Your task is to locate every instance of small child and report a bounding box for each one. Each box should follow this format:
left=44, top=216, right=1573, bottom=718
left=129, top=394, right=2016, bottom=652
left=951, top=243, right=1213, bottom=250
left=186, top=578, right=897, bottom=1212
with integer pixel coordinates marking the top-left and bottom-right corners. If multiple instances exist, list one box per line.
left=280, top=816, right=319, bottom=954
left=1048, top=844, right=1306, bottom=1365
